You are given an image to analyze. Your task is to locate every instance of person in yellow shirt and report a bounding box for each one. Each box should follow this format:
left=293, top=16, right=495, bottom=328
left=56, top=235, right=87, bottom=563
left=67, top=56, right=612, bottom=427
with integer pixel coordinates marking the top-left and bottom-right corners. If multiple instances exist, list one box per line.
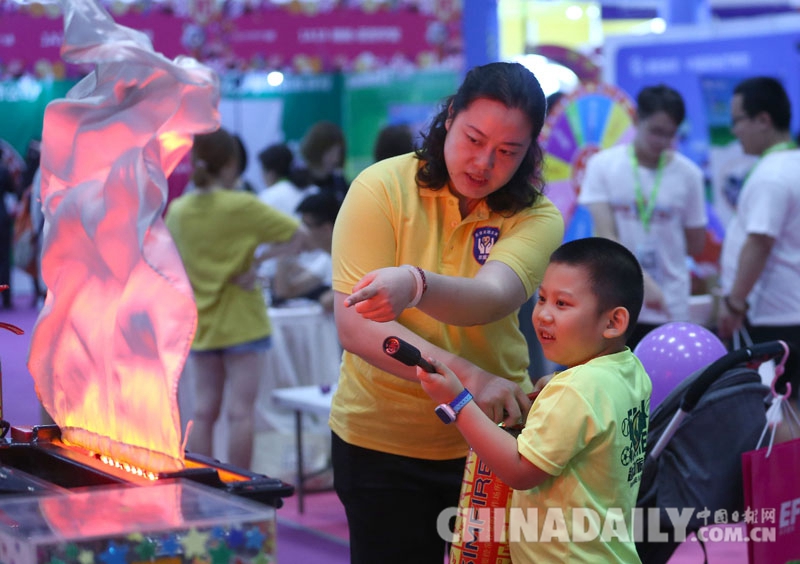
left=419, top=237, right=652, bottom=563
left=329, top=62, right=564, bottom=563
left=166, top=127, right=316, bottom=470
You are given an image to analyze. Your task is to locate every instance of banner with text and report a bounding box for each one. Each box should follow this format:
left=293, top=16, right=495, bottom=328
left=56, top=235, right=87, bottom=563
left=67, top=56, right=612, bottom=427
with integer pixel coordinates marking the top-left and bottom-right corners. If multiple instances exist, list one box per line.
left=0, top=2, right=462, bottom=79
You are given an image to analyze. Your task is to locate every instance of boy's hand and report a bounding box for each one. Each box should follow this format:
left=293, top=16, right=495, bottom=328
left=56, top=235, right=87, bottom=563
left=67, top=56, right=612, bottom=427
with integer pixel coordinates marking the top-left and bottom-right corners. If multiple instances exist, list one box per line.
left=417, top=358, right=464, bottom=405
left=420, top=358, right=531, bottom=427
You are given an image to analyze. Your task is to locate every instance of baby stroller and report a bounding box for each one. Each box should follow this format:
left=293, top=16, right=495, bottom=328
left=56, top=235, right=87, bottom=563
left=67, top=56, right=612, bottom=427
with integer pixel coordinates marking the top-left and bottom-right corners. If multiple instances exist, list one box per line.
left=635, top=340, right=791, bottom=564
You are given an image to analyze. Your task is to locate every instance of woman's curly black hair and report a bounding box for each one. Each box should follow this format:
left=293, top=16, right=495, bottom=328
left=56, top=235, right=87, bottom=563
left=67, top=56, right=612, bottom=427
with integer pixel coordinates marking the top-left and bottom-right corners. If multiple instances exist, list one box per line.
left=414, top=62, right=547, bottom=216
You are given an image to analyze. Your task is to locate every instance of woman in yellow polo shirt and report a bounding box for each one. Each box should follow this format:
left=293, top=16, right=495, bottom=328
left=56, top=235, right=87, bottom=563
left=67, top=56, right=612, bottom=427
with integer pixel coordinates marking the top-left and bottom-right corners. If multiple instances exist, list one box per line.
left=166, top=128, right=314, bottom=470
left=329, top=62, right=565, bottom=564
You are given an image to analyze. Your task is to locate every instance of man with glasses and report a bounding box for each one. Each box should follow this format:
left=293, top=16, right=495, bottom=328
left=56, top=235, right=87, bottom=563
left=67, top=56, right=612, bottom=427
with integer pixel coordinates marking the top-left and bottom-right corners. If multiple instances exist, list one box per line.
left=717, top=76, right=800, bottom=401
left=579, top=84, right=708, bottom=349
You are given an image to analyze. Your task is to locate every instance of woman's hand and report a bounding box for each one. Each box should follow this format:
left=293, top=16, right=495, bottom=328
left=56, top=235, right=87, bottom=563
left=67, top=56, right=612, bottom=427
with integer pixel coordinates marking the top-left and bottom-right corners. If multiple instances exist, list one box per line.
left=532, top=373, right=553, bottom=393
left=471, top=374, right=532, bottom=427
left=231, top=265, right=260, bottom=291
left=344, top=266, right=417, bottom=322
left=454, top=365, right=531, bottom=427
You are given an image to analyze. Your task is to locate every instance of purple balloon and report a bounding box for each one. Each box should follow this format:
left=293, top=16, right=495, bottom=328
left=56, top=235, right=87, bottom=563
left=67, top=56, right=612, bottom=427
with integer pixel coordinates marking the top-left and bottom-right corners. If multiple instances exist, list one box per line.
left=634, top=322, right=728, bottom=411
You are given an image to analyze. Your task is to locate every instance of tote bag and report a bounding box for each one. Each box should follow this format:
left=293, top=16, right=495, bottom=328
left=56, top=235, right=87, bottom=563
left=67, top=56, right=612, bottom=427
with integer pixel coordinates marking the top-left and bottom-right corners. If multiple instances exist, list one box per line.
left=741, top=373, right=800, bottom=564
left=742, top=436, right=800, bottom=563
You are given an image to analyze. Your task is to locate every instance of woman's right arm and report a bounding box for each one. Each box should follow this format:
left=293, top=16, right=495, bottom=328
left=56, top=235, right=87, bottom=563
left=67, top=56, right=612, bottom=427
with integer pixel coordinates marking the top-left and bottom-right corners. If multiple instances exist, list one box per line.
left=333, top=174, right=531, bottom=425
left=335, top=291, right=532, bottom=426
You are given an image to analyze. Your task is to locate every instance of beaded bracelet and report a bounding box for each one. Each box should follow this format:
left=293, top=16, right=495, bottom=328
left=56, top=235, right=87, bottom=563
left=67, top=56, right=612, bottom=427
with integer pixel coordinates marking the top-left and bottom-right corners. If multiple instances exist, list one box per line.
left=404, top=265, right=428, bottom=308
left=415, top=266, right=428, bottom=295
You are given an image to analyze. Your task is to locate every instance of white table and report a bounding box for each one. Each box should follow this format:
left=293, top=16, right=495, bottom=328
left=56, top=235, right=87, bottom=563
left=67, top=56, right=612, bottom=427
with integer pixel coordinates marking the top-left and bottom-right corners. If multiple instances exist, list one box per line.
left=257, top=301, right=341, bottom=433
left=272, top=385, right=336, bottom=514
left=178, top=300, right=341, bottom=469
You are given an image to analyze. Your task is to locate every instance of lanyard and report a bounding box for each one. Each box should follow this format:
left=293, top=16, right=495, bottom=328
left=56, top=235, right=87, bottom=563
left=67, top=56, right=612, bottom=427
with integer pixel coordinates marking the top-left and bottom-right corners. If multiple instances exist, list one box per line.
left=764, top=140, right=796, bottom=155
left=628, top=145, right=666, bottom=233
left=742, top=141, right=797, bottom=188
left=744, top=140, right=797, bottom=184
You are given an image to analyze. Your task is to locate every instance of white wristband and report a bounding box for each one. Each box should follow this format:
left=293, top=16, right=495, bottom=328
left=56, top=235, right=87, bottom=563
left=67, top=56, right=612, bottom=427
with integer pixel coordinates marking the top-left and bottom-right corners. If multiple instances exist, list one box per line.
left=404, top=265, right=425, bottom=308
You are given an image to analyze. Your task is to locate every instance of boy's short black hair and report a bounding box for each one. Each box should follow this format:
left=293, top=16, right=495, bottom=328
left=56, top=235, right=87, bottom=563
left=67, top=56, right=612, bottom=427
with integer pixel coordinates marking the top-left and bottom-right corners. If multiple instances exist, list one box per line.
left=549, top=237, right=644, bottom=340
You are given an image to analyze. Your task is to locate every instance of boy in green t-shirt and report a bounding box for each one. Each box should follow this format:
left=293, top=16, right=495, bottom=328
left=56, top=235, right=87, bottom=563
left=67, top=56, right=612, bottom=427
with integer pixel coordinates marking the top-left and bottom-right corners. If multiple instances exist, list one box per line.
left=419, top=237, right=652, bottom=563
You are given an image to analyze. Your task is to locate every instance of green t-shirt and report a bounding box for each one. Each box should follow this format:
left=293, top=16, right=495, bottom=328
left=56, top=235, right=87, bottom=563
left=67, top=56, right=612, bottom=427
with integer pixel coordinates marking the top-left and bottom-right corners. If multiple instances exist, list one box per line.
left=512, top=349, right=652, bottom=563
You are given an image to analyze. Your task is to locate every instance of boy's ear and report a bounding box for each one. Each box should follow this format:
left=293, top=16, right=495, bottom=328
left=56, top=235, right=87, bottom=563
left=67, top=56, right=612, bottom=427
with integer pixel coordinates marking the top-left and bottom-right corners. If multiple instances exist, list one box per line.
left=603, top=306, right=630, bottom=339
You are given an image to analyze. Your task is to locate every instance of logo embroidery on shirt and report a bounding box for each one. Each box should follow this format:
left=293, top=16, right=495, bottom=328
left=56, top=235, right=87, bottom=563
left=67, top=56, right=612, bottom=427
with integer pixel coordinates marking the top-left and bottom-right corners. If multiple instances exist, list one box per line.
left=472, top=227, right=499, bottom=264
left=620, top=398, right=649, bottom=487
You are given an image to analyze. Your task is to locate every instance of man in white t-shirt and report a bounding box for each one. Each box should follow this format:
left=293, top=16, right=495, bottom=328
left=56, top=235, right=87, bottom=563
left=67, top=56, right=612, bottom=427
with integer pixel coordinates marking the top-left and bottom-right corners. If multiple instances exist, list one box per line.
left=579, top=84, right=707, bottom=348
left=718, top=76, right=800, bottom=400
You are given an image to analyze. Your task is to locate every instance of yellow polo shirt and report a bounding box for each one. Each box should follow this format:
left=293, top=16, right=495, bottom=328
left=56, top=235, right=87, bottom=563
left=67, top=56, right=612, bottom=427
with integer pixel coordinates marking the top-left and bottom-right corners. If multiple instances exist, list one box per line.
left=330, top=153, right=564, bottom=459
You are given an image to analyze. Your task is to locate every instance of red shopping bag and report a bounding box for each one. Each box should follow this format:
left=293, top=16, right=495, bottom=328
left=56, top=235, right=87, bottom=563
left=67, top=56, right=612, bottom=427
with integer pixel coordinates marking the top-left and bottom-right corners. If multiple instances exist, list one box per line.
left=449, top=392, right=539, bottom=564
left=449, top=446, right=514, bottom=564
left=742, top=436, right=800, bottom=564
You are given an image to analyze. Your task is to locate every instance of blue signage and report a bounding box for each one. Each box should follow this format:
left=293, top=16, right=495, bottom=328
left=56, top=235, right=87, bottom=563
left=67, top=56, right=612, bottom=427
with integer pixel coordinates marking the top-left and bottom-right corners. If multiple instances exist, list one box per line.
left=610, top=24, right=800, bottom=166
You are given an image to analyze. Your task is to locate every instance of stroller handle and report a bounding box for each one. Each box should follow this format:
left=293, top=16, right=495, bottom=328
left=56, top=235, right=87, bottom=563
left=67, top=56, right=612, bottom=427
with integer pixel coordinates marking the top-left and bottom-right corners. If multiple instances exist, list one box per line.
left=680, top=340, right=788, bottom=412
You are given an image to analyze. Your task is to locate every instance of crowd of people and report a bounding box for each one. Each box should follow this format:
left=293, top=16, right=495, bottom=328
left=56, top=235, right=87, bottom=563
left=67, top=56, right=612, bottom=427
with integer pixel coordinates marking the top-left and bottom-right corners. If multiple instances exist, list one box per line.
left=0, top=138, right=45, bottom=309
left=164, top=118, right=417, bottom=468
left=10, top=57, right=799, bottom=562
left=322, top=68, right=798, bottom=563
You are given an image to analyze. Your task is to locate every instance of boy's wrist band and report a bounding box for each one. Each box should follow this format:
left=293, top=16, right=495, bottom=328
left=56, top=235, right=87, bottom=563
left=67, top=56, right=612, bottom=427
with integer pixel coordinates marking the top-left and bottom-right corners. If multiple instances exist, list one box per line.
left=435, top=388, right=473, bottom=424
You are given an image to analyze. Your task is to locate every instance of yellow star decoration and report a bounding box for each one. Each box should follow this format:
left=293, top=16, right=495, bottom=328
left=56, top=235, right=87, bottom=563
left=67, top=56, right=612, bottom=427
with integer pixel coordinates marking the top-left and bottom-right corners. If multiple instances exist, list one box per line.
left=180, top=528, right=210, bottom=560
left=127, top=533, right=145, bottom=542
left=77, top=549, right=95, bottom=564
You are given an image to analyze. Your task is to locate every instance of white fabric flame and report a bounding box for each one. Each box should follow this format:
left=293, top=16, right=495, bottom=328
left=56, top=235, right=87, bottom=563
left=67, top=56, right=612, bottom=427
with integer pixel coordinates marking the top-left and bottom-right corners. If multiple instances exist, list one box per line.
left=27, top=0, right=220, bottom=473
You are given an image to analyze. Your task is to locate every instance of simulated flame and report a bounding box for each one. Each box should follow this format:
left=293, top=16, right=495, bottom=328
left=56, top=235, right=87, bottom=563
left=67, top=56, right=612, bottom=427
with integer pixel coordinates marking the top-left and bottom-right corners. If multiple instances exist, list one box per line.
left=27, top=0, right=220, bottom=473
left=97, top=453, right=159, bottom=481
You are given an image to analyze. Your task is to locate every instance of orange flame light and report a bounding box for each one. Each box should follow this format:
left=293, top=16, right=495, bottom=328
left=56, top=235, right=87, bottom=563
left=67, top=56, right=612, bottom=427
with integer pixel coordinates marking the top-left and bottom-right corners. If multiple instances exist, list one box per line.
left=97, top=453, right=159, bottom=481
left=26, top=0, right=220, bottom=474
